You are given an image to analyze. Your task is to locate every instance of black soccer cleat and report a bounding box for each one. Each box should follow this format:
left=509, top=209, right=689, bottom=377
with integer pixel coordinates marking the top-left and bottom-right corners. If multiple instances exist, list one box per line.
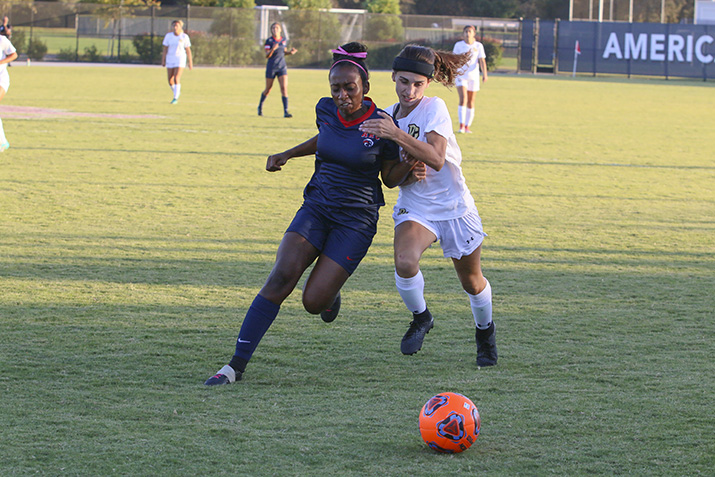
left=284, top=111, right=293, bottom=118
left=401, top=309, right=434, bottom=355
left=475, top=322, right=498, bottom=367
left=320, top=292, right=341, bottom=323
left=204, top=365, right=242, bottom=386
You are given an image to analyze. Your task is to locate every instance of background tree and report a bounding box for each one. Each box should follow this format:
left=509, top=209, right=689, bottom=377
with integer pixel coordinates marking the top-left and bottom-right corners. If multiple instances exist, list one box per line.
left=284, top=0, right=341, bottom=66
left=365, top=0, right=404, bottom=42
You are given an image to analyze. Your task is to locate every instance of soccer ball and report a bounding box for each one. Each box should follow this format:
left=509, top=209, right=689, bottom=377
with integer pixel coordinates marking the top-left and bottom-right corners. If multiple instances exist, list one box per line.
left=419, top=392, right=480, bottom=454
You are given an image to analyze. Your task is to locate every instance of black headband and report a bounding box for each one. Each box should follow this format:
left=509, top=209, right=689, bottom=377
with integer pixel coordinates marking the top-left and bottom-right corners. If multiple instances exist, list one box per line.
left=392, top=57, right=434, bottom=79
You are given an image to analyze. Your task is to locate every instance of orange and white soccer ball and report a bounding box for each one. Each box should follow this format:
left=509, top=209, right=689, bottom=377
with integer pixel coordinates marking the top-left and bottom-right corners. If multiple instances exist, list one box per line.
left=419, top=392, right=480, bottom=453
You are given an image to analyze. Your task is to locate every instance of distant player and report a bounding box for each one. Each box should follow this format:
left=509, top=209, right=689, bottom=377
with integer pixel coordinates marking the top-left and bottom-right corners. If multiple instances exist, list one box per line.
left=161, top=20, right=193, bottom=104
left=0, top=16, right=12, bottom=39
left=0, top=23, right=17, bottom=151
left=204, top=43, right=411, bottom=386
left=258, top=22, right=297, bottom=118
left=359, top=44, right=498, bottom=367
left=452, top=25, right=487, bottom=134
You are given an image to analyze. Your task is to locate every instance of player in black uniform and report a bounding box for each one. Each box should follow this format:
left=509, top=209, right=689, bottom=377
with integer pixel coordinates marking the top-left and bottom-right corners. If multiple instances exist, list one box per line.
left=258, top=22, right=297, bottom=118
left=205, top=42, right=418, bottom=386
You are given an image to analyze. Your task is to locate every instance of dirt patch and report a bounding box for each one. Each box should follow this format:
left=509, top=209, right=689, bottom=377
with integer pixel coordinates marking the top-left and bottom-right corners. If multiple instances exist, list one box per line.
left=0, top=105, right=164, bottom=119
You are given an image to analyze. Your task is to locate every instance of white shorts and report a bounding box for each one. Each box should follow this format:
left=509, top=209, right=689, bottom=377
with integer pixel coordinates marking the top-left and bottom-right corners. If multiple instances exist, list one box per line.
left=393, top=207, right=487, bottom=260
left=455, top=76, right=480, bottom=92
left=165, top=59, right=186, bottom=69
left=0, top=72, right=9, bottom=93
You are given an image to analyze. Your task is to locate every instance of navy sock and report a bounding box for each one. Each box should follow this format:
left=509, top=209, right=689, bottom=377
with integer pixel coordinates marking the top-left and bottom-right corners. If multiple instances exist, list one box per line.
left=282, top=96, right=288, bottom=112
left=230, top=294, right=280, bottom=372
left=259, top=92, right=266, bottom=107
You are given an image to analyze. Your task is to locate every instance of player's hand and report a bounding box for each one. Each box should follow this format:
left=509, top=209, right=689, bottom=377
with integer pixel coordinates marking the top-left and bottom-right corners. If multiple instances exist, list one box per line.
left=411, top=161, right=426, bottom=181
left=289, top=48, right=297, bottom=55
left=266, top=152, right=290, bottom=172
left=359, top=111, right=400, bottom=140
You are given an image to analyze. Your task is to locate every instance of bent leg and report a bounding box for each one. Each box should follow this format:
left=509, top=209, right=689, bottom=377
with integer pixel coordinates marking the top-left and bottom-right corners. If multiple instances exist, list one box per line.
left=167, top=67, right=177, bottom=86
left=393, top=220, right=436, bottom=314
left=394, top=221, right=436, bottom=278
left=262, top=77, right=275, bottom=96
left=227, top=232, right=320, bottom=375
left=260, top=231, right=321, bottom=305
left=302, top=254, right=349, bottom=315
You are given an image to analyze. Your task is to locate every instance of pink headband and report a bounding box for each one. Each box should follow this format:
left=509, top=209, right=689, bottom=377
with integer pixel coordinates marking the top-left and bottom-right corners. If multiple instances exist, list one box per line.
left=330, top=59, right=368, bottom=77
left=330, top=46, right=367, bottom=58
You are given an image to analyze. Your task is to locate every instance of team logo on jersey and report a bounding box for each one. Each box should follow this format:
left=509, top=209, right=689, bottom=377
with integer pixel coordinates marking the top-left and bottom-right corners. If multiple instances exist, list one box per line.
left=362, top=132, right=378, bottom=148
left=407, top=123, right=420, bottom=138
left=397, top=208, right=409, bottom=215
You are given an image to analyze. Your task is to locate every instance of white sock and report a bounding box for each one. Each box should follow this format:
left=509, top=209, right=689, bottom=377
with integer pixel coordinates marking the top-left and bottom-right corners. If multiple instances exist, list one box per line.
left=395, top=270, right=427, bottom=314
left=174, top=84, right=181, bottom=99
left=458, top=106, right=466, bottom=127
left=217, top=364, right=236, bottom=383
left=467, top=278, right=492, bottom=329
left=0, top=117, right=6, bottom=143
left=466, top=108, right=475, bottom=127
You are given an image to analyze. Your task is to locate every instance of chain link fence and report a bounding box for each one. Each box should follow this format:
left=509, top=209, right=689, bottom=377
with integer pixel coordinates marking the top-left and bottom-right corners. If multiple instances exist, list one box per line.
left=3, top=2, right=518, bottom=71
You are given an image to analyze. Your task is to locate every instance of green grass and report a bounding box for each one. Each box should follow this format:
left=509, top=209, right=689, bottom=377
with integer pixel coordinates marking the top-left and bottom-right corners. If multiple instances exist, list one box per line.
left=17, top=27, right=140, bottom=58
left=1, top=65, right=713, bottom=475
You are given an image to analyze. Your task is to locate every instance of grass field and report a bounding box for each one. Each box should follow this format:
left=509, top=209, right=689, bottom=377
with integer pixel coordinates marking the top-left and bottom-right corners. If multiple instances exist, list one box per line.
left=0, top=65, right=713, bottom=475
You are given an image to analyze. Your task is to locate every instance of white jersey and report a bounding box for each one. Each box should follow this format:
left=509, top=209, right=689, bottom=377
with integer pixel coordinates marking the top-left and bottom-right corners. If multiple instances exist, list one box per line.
left=453, top=40, right=486, bottom=80
left=0, top=35, right=16, bottom=75
left=163, top=32, right=191, bottom=68
left=385, top=96, right=476, bottom=221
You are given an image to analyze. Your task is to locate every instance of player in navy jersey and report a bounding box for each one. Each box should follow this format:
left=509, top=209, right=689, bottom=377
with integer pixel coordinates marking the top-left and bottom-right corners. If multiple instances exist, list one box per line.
left=205, top=42, right=417, bottom=386
left=258, top=22, right=297, bottom=118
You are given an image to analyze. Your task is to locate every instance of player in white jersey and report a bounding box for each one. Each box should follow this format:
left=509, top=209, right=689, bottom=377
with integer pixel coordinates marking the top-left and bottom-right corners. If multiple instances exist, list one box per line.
left=0, top=30, right=17, bottom=151
left=360, top=44, right=498, bottom=367
left=161, top=20, right=193, bottom=104
left=452, top=25, right=488, bottom=134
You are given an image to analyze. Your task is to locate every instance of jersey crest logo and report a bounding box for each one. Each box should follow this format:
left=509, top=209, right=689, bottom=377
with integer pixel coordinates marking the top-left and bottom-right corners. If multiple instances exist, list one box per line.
left=407, top=123, right=420, bottom=138
left=363, top=138, right=374, bottom=148
left=397, top=208, right=409, bottom=215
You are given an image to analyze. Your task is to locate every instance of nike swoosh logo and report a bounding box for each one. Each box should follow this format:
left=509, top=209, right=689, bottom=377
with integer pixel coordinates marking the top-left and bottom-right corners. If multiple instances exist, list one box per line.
left=237, top=339, right=251, bottom=343
left=346, top=256, right=354, bottom=261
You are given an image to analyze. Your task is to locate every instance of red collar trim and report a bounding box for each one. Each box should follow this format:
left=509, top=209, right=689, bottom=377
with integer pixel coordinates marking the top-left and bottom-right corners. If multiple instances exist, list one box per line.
left=337, top=97, right=376, bottom=128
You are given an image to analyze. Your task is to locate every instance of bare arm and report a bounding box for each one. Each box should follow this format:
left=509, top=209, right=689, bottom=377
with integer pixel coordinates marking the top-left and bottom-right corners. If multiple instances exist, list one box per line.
left=161, top=46, right=167, bottom=67
left=0, top=51, right=17, bottom=65
left=360, top=111, right=446, bottom=172
left=186, top=47, right=193, bottom=70
left=265, top=43, right=279, bottom=59
left=266, top=135, right=318, bottom=172
left=381, top=153, right=417, bottom=189
left=479, top=57, right=488, bottom=82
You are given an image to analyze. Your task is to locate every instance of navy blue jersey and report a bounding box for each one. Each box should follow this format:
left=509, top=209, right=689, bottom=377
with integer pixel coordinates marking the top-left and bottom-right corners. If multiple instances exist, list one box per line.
left=304, top=97, right=399, bottom=210
left=264, top=36, right=288, bottom=73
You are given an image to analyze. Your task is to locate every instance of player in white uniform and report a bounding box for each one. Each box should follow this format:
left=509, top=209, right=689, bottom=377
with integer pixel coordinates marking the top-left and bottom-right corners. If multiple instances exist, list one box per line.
left=0, top=30, right=17, bottom=151
left=452, top=26, right=488, bottom=134
left=161, top=20, right=193, bottom=104
left=359, top=44, right=497, bottom=367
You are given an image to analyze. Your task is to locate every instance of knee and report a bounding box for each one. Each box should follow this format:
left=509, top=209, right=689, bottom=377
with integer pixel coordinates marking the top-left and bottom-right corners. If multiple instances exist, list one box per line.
left=302, top=290, right=328, bottom=315
left=262, top=268, right=297, bottom=301
left=462, top=275, right=486, bottom=295
left=394, top=252, right=420, bottom=278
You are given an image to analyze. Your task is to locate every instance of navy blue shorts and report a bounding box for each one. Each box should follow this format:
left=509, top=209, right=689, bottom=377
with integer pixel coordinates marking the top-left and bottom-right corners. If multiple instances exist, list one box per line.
left=266, top=66, right=288, bottom=79
left=286, top=202, right=379, bottom=275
